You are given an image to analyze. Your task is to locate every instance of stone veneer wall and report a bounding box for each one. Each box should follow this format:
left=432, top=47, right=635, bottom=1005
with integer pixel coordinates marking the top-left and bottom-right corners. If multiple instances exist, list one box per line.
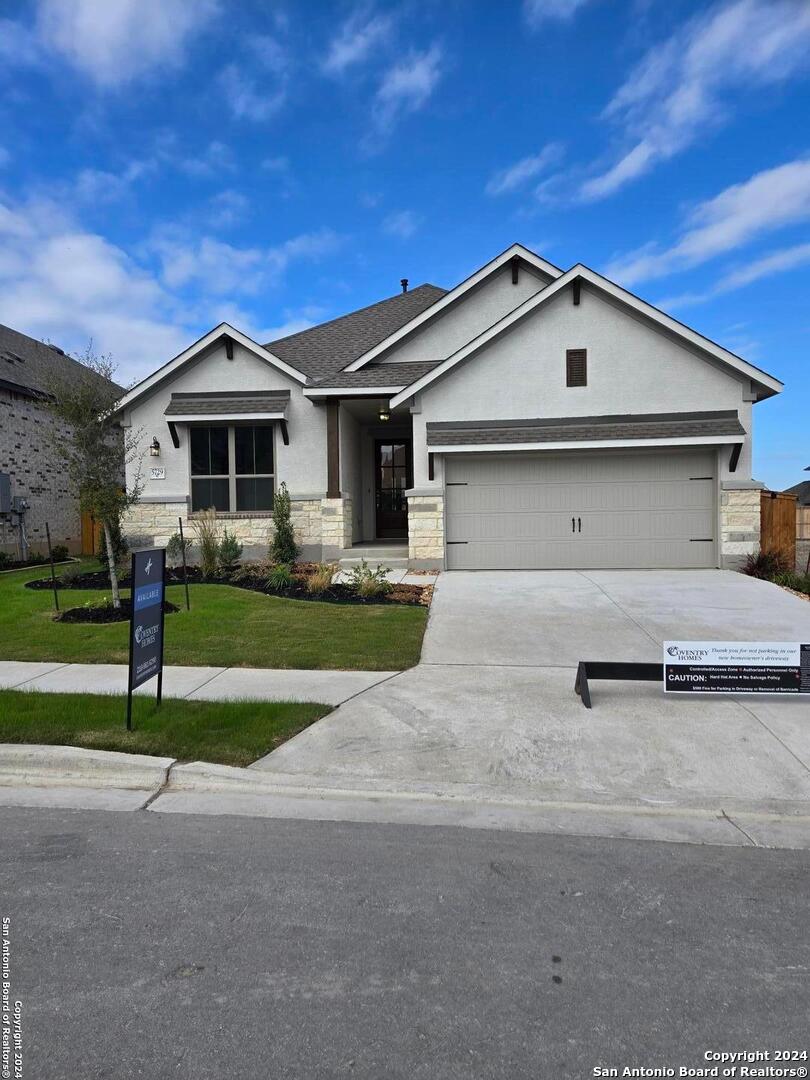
left=408, top=494, right=444, bottom=569
left=720, top=488, right=760, bottom=570
left=320, top=497, right=352, bottom=559
left=0, top=389, right=81, bottom=555
left=122, top=498, right=324, bottom=560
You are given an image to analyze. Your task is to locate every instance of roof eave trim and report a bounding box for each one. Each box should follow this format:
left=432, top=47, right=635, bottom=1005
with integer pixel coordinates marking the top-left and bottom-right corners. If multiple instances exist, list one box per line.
left=163, top=412, right=288, bottom=422
left=343, top=243, right=563, bottom=373
left=390, top=264, right=783, bottom=408
left=429, top=435, right=745, bottom=453
left=302, top=386, right=406, bottom=398
left=114, top=323, right=308, bottom=414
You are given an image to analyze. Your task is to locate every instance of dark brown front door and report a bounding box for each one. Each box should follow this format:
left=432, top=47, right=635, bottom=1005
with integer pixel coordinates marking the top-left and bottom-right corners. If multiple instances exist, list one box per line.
left=375, top=439, right=411, bottom=538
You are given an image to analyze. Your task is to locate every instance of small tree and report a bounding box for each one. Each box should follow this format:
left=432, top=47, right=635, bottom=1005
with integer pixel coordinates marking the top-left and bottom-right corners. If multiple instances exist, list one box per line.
left=45, top=347, right=142, bottom=608
left=270, top=481, right=299, bottom=564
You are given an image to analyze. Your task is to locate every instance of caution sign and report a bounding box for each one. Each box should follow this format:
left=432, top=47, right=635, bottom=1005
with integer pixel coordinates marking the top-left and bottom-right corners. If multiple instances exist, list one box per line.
left=664, top=641, right=810, bottom=694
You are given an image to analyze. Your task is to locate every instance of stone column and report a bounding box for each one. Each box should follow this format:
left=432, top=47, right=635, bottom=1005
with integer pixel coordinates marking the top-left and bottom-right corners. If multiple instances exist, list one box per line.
left=407, top=494, right=444, bottom=569
left=321, top=497, right=352, bottom=560
left=720, top=488, right=761, bottom=570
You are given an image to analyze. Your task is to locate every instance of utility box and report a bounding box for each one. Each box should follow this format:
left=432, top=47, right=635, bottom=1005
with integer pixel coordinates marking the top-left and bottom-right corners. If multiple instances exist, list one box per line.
left=0, top=472, right=11, bottom=515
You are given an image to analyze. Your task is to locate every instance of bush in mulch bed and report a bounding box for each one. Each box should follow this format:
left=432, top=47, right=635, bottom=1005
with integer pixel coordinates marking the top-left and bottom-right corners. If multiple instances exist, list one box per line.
left=55, top=598, right=180, bottom=624
left=27, top=562, right=428, bottom=607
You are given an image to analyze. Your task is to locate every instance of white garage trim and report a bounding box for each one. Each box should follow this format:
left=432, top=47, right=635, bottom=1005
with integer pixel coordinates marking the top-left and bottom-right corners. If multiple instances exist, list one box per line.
left=431, top=435, right=744, bottom=454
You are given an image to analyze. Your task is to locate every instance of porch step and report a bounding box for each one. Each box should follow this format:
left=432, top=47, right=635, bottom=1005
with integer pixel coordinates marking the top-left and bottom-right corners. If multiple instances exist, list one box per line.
left=342, top=544, right=408, bottom=559
left=338, top=556, right=410, bottom=571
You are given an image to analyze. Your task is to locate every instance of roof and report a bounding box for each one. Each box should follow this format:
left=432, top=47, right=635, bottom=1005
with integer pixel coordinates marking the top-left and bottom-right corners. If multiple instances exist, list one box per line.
left=785, top=480, right=810, bottom=505
left=426, top=410, right=746, bottom=448
left=303, top=360, right=442, bottom=394
left=390, top=264, right=784, bottom=408
left=266, top=284, right=447, bottom=381
left=0, top=323, right=124, bottom=400
left=165, top=390, right=290, bottom=417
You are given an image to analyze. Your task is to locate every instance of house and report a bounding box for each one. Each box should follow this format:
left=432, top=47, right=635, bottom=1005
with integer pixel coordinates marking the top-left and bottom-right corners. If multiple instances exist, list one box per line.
left=0, top=324, right=123, bottom=557
left=785, top=467, right=810, bottom=506
left=116, top=243, right=782, bottom=571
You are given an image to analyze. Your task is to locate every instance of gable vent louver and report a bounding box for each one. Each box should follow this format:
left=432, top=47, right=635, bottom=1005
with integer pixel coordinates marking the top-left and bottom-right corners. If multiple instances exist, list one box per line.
left=566, top=348, right=587, bottom=387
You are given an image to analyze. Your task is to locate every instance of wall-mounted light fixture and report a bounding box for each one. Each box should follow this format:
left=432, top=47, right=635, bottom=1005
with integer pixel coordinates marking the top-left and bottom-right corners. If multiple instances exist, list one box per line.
left=378, top=406, right=390, bottom=422
left=149, top=437, right=161, bottom=457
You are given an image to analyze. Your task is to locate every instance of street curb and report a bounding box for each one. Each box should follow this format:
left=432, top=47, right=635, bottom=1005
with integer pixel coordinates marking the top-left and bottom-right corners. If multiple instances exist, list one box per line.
left=0, top=744, right=176, bottom=791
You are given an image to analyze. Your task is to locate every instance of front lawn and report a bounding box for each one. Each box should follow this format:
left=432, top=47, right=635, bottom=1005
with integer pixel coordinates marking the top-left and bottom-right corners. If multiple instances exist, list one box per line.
left=0, top=690, right=331, bottom=767
left=0, top=563, right=427, bottom=670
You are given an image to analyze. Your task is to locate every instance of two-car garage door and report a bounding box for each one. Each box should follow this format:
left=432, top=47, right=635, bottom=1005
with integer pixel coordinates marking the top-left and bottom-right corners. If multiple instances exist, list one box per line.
left=444, top=449, right=717, bottom=570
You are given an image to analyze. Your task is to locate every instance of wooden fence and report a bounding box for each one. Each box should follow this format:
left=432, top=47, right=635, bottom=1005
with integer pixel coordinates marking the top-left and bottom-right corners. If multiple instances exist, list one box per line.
left=760, top=491, right=797, bottom=565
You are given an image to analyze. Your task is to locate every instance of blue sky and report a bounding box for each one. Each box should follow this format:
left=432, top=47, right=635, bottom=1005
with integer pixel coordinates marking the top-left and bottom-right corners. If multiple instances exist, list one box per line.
left=0, top=0, right=808, bottom=489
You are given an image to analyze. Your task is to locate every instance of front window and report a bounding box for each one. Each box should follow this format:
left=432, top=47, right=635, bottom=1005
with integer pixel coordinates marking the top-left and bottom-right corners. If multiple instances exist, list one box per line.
left=190, top=425, right=274, bottom=512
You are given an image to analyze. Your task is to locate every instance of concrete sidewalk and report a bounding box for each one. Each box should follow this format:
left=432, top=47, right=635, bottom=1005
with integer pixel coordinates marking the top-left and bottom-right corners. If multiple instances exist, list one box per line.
left=0, top=660, right=397, bottom=705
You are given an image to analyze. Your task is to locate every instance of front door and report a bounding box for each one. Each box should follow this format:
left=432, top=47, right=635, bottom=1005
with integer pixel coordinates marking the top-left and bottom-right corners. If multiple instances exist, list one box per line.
left=375, top=439, right=411, bottom=539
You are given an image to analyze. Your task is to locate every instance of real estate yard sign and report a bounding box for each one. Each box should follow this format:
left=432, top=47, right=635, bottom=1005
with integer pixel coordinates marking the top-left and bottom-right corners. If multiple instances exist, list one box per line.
left=126, top=548, right=166, bottom=729
left=664, top=642, right=810, bottom=695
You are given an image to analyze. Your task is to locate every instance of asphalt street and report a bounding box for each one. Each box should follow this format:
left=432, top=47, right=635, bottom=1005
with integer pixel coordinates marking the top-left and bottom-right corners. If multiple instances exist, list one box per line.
left=3, top=807, right=808, bottom=1079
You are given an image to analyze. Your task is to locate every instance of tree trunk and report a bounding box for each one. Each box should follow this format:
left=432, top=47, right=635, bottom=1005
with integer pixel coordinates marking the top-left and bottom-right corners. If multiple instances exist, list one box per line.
left=102, top=519, right=121, bottom=609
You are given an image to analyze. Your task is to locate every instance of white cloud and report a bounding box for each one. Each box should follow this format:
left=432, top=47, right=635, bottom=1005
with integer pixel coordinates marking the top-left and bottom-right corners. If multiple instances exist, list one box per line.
left=261, top=155, right=289, bottom=172
left=659, top=241, right=810, bottom=309
left=323, top=6, right=393, bottom=75
left=218, top=34, right=289, bottom=121
left=382, top=210, right=422, bottom=238
left=71, top=160, right=155, bottom=203
left=523, top=0, right=596, bottom=26
left=485, top=143, right=564, bottom=196
left=372, top=44, right=443, bottom=137
left=178, top=140, right=236, bottom=178
left=206, top=189, right=250, bottom=229
left=35, top=0, right=219, bottom=87
left=0, top=196, right=189, bottom=381
left=606, top=158, right=810, bottom=285
left=580, top=0, right=810, bottom=200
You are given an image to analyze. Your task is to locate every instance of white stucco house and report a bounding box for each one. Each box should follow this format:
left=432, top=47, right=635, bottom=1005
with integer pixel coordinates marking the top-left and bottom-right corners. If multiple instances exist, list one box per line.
left=116, top=243, right=782, bottom=571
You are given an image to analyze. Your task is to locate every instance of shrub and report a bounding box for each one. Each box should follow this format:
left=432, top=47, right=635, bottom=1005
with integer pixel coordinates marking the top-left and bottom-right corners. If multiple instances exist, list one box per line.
left=741, top=549, right=791, bottom=579
left=194, top=508, right=220, bottom=579
left=772, top=570, right=810, bottom=596
left=347, top=559, right=393, bottom=599
left=270, top=481, right=299, bottom=565
left=50, top=544, right=70, bottom=562
left=217, top=529, right=243, bottom=572
left=83, top=595, right=113, bottom=611
left=266, top=562, right=295, bottom=592
left=60, top=562, right=85, bottom=583
left=0, top=551, right=11, bottom=569
left=96, top=518, right=128, bottom=568
left=165, top=531, right=193, bottom=568
left=230, top=559, right=273, bottom=584
left=306, top=562, right=336, bottom=596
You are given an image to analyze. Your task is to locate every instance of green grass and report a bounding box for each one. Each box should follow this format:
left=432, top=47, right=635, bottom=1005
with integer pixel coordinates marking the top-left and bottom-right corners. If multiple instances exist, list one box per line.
left=0, top=562, right=427, bottom=670
left=0, top=689, right=331, bottom=766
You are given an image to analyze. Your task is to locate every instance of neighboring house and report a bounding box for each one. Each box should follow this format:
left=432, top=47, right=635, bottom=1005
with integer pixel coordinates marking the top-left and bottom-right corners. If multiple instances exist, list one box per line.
left=0, top=323, right=123, bottom=557
left=785, top=467, right=810, bottom=506
left=116, top=243, right=782, bottom=571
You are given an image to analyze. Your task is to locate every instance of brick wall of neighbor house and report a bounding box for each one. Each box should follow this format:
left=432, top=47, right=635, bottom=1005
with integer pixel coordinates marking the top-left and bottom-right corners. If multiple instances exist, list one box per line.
left=122, top=498, right=324, bottom=560
left=407, top=495, right=444, bottom=568
left=719, top=488, right=761, bottom=570
left=0, top=389, right=80, bottom=556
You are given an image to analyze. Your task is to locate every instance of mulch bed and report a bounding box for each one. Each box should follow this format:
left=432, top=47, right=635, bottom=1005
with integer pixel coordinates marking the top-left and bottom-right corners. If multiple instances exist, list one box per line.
left=27, top=564, right=428, bottom=607
left=55, top=599, right=180, bottom=624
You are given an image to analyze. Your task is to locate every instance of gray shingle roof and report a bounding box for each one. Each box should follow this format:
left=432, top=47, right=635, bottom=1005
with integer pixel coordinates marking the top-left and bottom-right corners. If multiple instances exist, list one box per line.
left=785, top=480, right=810, bottom=505
left=309, top=360, right=442, bottom=389
left=426, top=411, right=746, bottom=447
left=165, top=390, right=290, bottom=416
left=265, top=283, right=446, bottom=380
left=0, top=322, right=124, bottom=399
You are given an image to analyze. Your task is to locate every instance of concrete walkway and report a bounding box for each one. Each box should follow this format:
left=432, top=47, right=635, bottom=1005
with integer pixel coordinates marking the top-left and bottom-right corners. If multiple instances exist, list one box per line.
left=0, top=661, right=397, bottom=706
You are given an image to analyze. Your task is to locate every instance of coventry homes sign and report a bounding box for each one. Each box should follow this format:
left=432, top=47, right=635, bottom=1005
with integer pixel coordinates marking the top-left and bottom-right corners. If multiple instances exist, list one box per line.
left=126, top=548, right=167, bottom=729
left=664, top=642, right=810, bottom=695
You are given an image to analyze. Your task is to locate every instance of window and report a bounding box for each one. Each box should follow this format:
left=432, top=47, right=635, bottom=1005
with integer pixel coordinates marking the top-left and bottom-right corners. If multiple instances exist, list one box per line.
left=566, top=348, right=587, bottom=387
left=190, top=425, right=274, bottom=512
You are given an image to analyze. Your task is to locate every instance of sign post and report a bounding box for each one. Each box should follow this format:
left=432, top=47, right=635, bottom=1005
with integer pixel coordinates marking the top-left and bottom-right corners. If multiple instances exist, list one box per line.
left=44, top=522, right=59, bottom=613
left=126, top=547, right=166, bottom=731
left=664, top=642, right=810, bottom=695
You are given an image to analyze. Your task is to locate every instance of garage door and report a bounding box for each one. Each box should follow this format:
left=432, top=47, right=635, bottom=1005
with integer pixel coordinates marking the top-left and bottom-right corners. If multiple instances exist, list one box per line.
left=445, top=449, right=717, bottom=570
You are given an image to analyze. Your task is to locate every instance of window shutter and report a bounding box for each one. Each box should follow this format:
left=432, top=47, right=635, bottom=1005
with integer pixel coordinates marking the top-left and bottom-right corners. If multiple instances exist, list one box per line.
left=566, top=348, right=587, bottom=387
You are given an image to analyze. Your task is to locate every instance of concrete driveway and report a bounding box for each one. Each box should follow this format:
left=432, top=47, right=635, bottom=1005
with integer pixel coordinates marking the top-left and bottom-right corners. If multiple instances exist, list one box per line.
left=255, top=571, right=810, bottom=839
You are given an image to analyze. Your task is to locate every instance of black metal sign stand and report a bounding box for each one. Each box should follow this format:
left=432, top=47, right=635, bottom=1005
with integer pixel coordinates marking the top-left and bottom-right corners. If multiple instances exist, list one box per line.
left=126, top=548, right=167, bottom=731
left=575, top=662, right=663, bottom=709
left=44, top=522, right=59, bottom=613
